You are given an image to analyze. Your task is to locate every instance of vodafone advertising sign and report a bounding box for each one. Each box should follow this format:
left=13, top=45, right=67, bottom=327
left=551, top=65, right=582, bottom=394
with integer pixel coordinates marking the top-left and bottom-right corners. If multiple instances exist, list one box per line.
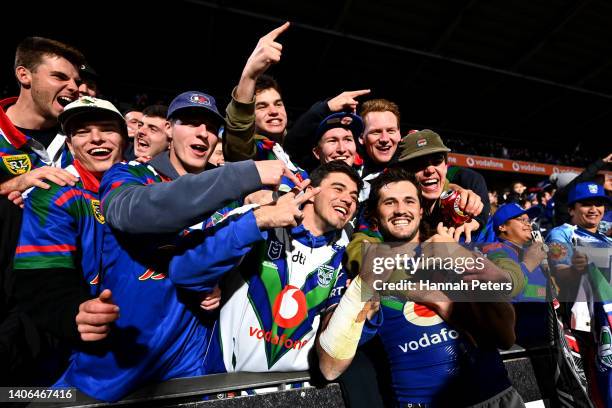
left=447, top=153, right=605, bottom=176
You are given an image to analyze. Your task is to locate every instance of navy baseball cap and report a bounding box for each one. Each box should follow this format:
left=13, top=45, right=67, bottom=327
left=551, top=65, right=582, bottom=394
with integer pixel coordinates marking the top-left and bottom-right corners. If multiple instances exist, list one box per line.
left=315, top=112, right=364, bottom=140
left=167, top=91, right=225, bottom=126
left=492, top=203, right=541, bottom=231
left=568, top=182, right=610, bottom=205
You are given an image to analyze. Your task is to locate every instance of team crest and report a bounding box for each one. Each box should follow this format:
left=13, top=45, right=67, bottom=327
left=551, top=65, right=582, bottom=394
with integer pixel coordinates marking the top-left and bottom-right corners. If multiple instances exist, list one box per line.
left=190, top=94, right=211, bottom=106
left=268, top=241, right=284, bottom=260
left=416, top=138, right=427, bottom=147
left=548, top=242, right=568, bottom=261
left=588, top=184, right=599, bottom=194
left=2, top=154, right=31, bottom=175
left=599, top=326, right=612, bottom=369
left=316, top=265, right=335, bottom=287
left=91, top=199, right=105, bottom=224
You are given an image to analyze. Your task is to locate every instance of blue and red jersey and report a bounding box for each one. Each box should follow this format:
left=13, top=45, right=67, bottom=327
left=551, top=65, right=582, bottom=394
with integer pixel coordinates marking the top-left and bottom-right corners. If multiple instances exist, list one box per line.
left=364, top=297, right=511, bottom=405
left=13, top=159, right=104, bottom=291
left=0, top=97, right=72, bottom=177
left=55, top=161, right=264, bottom=402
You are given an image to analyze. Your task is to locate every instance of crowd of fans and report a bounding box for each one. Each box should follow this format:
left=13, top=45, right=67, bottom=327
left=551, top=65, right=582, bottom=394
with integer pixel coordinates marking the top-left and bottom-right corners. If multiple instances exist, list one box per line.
left=0, top=28, right=610, bottom=408
left=443, top=136, right=597, bottom=167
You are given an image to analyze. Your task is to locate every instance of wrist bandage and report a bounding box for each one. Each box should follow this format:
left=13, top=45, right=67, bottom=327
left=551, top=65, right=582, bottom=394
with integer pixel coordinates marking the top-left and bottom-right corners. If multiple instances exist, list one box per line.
left=319, top=276, right=375, bottom=360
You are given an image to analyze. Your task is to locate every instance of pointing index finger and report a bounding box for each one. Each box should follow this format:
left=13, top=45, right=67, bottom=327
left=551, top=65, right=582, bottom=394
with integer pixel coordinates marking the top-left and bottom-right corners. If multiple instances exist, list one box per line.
left=265, top=21, right=290, bottom=41
left=294, top=187, right=320, bottom=206
left=347, top=89, right=371, bottom=97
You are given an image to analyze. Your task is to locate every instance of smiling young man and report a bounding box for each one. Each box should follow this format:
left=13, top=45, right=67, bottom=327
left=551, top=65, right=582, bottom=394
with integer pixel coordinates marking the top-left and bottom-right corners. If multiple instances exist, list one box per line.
left=0, top=37, right=85, bottom=196
left=197, top=161, right=362, bottom=374
left=318, top=168, right=521, bottom=407
left=222, top=23, right=308, bottom=191
left=396, top=129, right=488, bottom=242
left=11, top=96, right=126, bottom=383
left=311, top=112, right=363, bottom=168
left=547, top=182, right=612, bottom=289
left=546, top=183, right=612, bottom=407
left=1, top=38, right=85, bottom=314
left=133, top=105, right=170, bottom=159
left=51, top=90, right=309, bottom=401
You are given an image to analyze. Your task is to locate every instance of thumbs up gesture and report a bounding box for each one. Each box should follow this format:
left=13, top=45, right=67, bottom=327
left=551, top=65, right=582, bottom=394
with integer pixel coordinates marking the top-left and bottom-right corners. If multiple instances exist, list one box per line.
left=75, top=289, right=120, bottom=341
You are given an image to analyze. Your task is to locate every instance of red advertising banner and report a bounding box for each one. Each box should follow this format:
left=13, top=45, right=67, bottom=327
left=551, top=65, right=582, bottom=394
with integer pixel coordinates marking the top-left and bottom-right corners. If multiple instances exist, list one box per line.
left=446, top=153, right=607, bottom=176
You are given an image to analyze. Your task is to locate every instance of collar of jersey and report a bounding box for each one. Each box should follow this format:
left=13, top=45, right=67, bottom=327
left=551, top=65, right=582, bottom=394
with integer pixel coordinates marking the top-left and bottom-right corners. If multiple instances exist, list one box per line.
left=73, top=159, right=100, bottom=193
left=0, top=97, right=28, bottom=148
left=291, top=224, right=338, bottom=248
left=498, top=238, right=522, bottom=255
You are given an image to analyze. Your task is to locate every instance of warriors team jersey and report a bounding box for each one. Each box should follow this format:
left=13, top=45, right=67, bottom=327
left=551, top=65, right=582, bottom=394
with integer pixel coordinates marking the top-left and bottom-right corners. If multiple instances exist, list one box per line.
left=56, top=161, right=265, bottom=402
left=482, top=239, right=547, bottom=302
left=255, top=136, right=308, bottom=192
left=13, top=160, right=103, bottom=291
left=366, top=297, right=510, bottom=405
left=204, top=225, right=347, bottom=373
left=0, top=97, right=72, bottom=177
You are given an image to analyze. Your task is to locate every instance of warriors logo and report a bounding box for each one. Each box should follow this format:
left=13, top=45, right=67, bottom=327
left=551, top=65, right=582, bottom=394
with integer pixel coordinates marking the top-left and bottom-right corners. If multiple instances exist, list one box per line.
left=599, top=326, right=612, bottom=369
left=91, top=199, right=105, bottom=224
left=272, top=285, right=307, bottom=329
left=2, top=154, right=31, bottom=175
left=316, top=265, right=335, bottom=288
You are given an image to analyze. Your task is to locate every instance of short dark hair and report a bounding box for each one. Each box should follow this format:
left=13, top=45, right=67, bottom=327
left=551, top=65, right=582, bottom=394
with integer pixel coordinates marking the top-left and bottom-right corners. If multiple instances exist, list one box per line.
left=309, top=161, right=363, bottom=192
left=255, top=74, right=282, bottom=96
left=15, top=36, right=85, bottom=72
left=142, top=104, right=168, bottom=119
left=366, top=168, right=422, bottom=220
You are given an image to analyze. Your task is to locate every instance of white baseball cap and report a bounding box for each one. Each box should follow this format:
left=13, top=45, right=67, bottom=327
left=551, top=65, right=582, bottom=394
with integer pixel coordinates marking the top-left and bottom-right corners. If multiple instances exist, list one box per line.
left=58, top=96, right=127, bottom=137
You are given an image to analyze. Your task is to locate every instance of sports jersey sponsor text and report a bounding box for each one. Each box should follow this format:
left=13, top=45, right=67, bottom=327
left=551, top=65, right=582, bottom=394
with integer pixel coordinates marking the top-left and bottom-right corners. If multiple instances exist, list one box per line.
left=398, top=327, right=459, bottom=352
left=248, top=326, right=309, bottom=350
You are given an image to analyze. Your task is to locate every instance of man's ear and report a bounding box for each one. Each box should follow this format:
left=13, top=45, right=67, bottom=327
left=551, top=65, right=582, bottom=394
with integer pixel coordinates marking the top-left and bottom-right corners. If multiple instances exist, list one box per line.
left=303, top=185, right=317, bottom=204
left=15, top=66, right=32, bottom=88
left=358, top=135, right=365, bottom=145
left=164, top=121, right=172, bottom=141
left=312, top=146, right=320, bottom=160
left=66, top=136, right=75, bottom=155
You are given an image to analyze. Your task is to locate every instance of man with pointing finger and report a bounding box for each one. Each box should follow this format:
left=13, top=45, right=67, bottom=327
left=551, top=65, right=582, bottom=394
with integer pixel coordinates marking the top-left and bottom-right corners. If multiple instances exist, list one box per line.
left=53, top=90, right=303, bottom=402
left=193, top=161, right=363, bottom=374
left=223, top=22, right=308, bottom=191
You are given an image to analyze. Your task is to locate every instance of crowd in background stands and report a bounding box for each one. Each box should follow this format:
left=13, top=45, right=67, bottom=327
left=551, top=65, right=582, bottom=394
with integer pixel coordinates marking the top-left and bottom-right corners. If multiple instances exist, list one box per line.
left=0, top=88, right=598, bottom=168
left=444, top=135, right=596, bottom=167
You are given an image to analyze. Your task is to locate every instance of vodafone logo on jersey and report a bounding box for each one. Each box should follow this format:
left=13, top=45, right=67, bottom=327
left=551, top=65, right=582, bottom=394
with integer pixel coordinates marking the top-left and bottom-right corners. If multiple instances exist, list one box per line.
left=272, top=285, right=307, bottom=328
left=403, top=302, right=443, bottom=326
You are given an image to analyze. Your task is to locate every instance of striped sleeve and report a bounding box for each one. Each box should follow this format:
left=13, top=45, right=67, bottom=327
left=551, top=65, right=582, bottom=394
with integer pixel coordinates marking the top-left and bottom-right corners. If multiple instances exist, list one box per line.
left=14, top=184, right=80, bottom=270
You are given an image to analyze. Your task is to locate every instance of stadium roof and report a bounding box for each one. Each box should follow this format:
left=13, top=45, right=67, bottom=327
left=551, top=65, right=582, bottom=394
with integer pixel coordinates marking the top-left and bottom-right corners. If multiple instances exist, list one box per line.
left=4, top=0, right=612, bottom=156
